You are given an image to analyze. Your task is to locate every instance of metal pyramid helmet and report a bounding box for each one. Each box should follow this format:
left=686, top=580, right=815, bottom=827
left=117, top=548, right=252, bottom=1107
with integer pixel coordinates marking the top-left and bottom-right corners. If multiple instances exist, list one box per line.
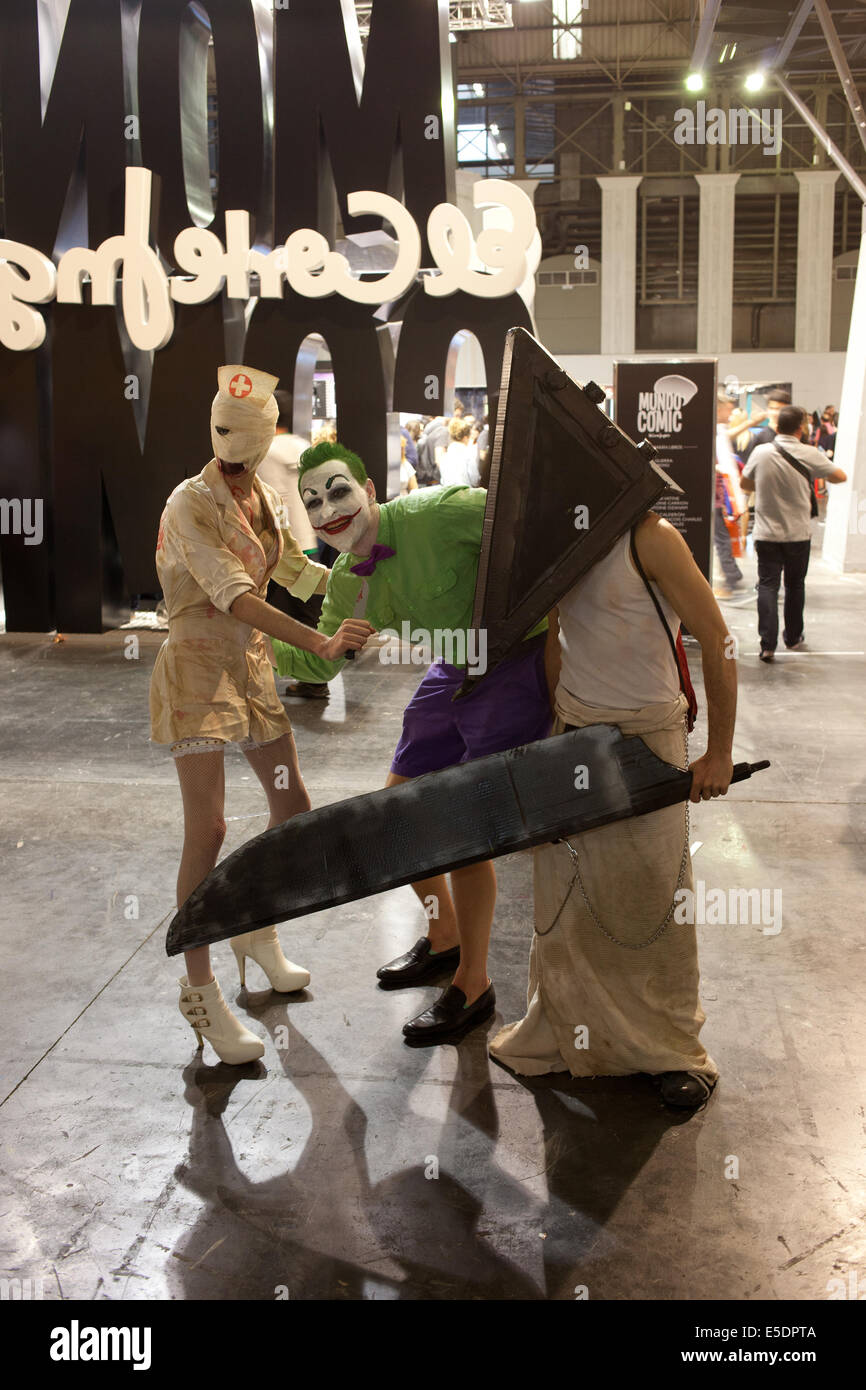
left=463, top=328, right=680, bottom=694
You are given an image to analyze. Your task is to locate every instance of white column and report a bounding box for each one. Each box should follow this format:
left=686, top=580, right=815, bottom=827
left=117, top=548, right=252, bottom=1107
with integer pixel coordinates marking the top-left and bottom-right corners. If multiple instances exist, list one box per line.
left=695, top=173, right=739, bottom=353
left=823, top=208, right=866, bottom=572
left=597, top=176, right=641, bottom=355
left=794, top=170, right=839, bottom=352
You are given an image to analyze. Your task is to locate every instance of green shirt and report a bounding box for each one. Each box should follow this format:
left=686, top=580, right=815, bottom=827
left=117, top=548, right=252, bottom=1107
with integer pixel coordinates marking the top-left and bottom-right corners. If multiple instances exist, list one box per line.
left=273, top=485, right=546, bottom=683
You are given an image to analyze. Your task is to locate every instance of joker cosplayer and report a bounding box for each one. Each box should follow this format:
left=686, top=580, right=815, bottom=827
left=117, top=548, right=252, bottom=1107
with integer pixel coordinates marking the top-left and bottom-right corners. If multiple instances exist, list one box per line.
left=272, top=441, right=552, bottom=1045
left=151, top=369, right=374, bottom=1065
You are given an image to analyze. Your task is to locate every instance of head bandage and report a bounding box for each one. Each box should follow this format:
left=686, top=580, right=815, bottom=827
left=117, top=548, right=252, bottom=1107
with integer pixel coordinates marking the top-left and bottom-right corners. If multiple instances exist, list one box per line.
left=211, top=365, right=279, bottom=476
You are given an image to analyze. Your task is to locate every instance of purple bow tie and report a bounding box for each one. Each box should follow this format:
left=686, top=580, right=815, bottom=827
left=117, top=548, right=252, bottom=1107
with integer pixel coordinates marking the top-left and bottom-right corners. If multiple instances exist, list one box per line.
left=349, top=544, right=396, bottom=577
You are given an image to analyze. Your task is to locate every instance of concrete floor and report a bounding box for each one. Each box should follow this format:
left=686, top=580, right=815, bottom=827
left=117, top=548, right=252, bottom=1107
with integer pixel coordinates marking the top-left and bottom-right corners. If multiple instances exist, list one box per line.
left=1, top=549, right=864, bottom=1302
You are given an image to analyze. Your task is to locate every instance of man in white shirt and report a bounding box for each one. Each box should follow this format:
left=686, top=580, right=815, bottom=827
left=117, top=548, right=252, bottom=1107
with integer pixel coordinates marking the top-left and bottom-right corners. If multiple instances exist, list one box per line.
left=741, top=404, right=846, bottom=661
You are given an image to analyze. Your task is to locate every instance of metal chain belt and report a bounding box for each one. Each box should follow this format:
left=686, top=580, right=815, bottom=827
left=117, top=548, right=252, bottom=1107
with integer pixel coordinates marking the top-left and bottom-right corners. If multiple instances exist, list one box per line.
left=536, top=721, right=690, bottom=950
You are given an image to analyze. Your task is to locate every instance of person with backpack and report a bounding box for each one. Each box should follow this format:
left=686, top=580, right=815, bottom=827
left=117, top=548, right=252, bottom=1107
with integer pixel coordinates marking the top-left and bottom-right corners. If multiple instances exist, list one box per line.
left=741, top=404, right=847, bottom=661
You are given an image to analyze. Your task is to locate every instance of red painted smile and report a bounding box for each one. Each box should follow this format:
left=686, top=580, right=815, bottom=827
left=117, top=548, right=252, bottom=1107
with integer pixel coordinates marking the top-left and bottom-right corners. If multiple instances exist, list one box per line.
left=316, top=508, right=361, bottom=535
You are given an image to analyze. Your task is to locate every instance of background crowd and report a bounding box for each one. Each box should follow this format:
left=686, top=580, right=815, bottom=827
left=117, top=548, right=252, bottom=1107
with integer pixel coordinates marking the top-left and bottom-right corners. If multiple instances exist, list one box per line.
left=714, top=391, right=840, bottom=599
left=306, top=384, right=844, bottom=663
left=312, top=402, right=491, bottom=497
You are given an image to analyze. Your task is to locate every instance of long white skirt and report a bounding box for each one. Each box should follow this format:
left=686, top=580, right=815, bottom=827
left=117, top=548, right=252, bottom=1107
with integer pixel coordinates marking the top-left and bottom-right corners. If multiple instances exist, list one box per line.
left=490, top=693, right=718, bottom=1082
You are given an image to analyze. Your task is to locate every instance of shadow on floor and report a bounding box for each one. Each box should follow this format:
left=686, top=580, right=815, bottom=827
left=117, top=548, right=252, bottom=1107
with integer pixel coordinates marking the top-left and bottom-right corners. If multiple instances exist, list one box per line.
left=167, top=1003, right=693, bottom=1300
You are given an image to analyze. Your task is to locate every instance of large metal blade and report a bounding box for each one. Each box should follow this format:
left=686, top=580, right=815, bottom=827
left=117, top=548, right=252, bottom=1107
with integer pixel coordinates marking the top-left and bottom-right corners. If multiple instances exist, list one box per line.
left=166, top=727, right=769, bottom=956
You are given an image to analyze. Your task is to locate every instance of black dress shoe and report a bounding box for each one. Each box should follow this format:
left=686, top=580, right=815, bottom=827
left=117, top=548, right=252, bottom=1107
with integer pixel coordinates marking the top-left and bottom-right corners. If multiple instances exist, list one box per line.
left=376, top=937, right=460, bottom=990
left=282, top=680, right=329, bottom=699
left=653, top=1071, right=717, bottom=1109
left=402, top=983, right=496, bottom=1046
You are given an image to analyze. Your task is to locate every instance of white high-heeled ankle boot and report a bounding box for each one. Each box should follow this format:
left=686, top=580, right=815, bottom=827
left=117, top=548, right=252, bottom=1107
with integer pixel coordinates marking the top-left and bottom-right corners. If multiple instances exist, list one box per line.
left=178, top=976, right=265, bottom=1064
left=231, top=927, right=311, bottom=992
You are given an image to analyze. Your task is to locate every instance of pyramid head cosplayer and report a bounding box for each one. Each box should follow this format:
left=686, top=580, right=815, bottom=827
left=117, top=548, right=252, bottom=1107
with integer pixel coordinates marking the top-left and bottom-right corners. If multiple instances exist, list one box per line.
left=212, top=365, right=280, bottom=486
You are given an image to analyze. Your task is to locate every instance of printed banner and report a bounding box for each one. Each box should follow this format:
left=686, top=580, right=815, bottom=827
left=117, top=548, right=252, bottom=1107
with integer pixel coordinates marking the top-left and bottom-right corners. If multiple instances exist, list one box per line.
left=613, top=358, right=717, bottom=581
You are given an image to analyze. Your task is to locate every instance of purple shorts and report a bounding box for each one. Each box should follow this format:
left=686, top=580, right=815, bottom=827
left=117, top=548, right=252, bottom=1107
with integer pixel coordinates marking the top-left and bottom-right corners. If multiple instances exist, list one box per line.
left=390, top=638, right=552, bottom=778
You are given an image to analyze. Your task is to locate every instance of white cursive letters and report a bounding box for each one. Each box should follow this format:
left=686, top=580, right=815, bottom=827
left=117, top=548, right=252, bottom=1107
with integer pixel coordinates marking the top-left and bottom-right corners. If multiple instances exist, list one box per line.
left=0, top=169, right=538, bottom=352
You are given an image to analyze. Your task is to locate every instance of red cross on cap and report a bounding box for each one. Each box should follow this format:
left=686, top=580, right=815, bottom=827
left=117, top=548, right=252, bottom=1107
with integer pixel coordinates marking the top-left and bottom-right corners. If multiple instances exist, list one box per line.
left=229, top=373, right=253, bottom=398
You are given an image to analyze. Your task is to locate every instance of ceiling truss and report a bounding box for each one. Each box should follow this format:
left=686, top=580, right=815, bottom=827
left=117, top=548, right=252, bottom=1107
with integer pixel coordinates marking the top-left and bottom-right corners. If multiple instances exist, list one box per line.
left=354, top=1, right=514, bottom=37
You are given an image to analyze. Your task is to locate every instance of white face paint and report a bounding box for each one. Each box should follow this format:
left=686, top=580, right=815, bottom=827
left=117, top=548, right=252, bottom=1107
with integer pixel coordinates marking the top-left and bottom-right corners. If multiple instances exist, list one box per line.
left=299, top=460, right=373, bottom=552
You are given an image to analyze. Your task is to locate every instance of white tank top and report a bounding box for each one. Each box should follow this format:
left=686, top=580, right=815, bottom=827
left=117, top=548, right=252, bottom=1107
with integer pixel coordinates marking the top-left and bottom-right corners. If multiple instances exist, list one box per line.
left=558, top=531, right=681, bottom=710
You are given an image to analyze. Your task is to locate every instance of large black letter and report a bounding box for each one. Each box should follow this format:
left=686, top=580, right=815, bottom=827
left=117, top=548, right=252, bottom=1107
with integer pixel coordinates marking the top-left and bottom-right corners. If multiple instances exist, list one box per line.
left=50, top=299, right=226, bottom=631
left=273, top=0, right=455, bottom=256
left=139, top=0, right=266, bottom=255
left=0, top=0, right=127, bottom=253
left=0, top=342, right=53, bottom=629
left=393, top=290, right=533, bottom=416
left=244, top=296, right=390, bottom=499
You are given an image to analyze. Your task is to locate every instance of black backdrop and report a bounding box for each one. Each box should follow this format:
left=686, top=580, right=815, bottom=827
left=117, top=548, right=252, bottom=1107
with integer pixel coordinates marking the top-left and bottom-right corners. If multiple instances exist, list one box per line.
left=614, top=359, right=717, bottom=582
left=0, top=0, right=532, bottom=631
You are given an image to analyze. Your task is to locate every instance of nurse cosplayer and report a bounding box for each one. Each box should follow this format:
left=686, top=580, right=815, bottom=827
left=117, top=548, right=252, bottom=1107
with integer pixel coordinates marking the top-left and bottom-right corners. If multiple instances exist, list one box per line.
left=150, top=365, right=375, bottom=1064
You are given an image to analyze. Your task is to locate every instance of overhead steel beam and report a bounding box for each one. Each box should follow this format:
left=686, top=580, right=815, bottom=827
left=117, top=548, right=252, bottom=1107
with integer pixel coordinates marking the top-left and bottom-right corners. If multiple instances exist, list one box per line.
left=812, top=0, right=866, bottom=155
left=689, top=0, right=724, bottom=74
left=773, top=0, right=815, bottom=68
left=775, top=71, right=866, bottom=201
left=354, top=1, right=513, bottom=36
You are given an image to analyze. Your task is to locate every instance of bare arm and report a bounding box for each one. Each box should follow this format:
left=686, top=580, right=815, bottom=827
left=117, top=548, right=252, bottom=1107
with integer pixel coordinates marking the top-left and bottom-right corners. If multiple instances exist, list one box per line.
left=544, top=607, right=561, bottom=714
left=826, top=467, right=847, bottom=483
left=724, top=409, right=763, bottom=441
left=740, top=474, right=754, bottom=494
left=636, top=514, right=737, bottom=802
left=230, top=591, right=374, bottom=662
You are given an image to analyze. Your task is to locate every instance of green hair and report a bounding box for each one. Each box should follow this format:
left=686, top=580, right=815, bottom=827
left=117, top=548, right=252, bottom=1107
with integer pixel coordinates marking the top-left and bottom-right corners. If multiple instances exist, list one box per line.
left=298, top=441, right=368, bottom=486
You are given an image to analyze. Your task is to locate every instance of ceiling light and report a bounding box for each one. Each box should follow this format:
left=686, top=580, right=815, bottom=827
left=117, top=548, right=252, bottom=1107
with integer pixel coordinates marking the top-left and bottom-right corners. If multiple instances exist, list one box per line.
left=744, top=70, right=766, bottom=92
left=497, top=141, right=507, bottom=154
left=473, top=83, right=485, bottom=97
left=489, top=122, right=499, bottom=135
left=449, top=32, right=457, bottom=44
left=685, top=73, right=704, bottom=92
